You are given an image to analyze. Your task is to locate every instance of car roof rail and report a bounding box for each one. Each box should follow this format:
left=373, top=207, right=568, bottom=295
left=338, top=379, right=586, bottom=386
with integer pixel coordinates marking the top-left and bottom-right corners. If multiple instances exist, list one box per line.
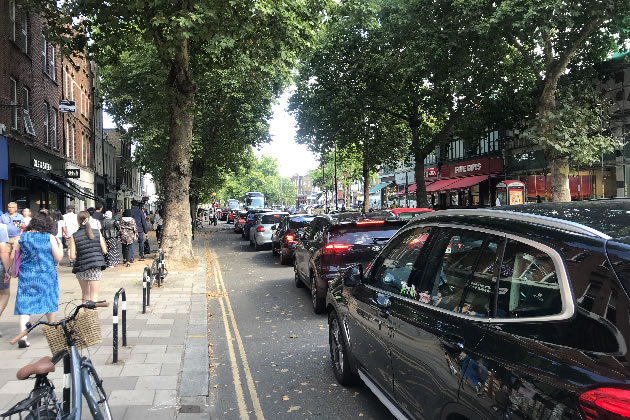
left=412, top=208, right=611, bottom=239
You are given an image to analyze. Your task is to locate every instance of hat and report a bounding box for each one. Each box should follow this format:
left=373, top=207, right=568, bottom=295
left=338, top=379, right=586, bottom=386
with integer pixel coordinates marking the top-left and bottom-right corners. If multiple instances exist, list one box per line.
left=105, top=211, right=113, bottom=219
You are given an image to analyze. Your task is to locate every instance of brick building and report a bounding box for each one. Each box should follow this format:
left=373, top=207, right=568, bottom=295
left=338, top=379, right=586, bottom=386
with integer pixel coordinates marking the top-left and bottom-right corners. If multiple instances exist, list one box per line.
left=0, top=1, right=102, bottom=212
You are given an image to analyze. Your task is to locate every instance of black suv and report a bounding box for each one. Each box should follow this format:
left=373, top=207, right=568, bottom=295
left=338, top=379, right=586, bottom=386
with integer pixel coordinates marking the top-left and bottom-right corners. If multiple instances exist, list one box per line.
left=326, top=200, right=630, bottom=420
left=294, top=211, right=405, bottom=313
left=271, top=214, right=315, bottom=265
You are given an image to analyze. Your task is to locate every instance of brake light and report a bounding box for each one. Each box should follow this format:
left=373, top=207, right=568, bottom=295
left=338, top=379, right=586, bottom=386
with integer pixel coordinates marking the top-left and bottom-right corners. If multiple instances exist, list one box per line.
left=285, top=234, right=295, bottom=242
left=579, top=388, right=630, bottom=419
left=322, top=243, right=352, bottom=255
left=238, top=219, right=245, bottom=224
left=256, top=226, right=265, bottom=232
left=356, top=220, right=385, bottom=225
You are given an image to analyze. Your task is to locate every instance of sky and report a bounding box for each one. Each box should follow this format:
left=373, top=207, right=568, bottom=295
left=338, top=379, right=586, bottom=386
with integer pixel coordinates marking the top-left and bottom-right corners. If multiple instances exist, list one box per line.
left=102, top=90, right=320, bottom=178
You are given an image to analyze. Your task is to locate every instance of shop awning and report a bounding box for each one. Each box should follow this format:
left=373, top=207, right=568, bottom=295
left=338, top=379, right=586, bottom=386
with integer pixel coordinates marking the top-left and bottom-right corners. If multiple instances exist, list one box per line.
left=442, top=175, right=489, bottom=191
left=369, top=182, right=391, bottom=194
left=50, top=173, right=101, bottom=201
left=13, top=165, right=93, bottom=201
left=426, top=179, right=460, bottom=192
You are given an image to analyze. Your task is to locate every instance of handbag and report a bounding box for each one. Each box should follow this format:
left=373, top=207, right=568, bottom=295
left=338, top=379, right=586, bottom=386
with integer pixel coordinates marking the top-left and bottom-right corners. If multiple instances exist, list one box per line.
left=8, top=249, right=21, bottom=278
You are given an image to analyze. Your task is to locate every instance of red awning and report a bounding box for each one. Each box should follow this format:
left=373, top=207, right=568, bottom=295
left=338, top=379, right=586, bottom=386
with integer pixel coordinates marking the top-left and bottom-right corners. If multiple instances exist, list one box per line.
left=426, top=179, right=460, bottom=192
left=408, top=183, right=417, bottom=193
left=442, top=175, right=489, bottom=190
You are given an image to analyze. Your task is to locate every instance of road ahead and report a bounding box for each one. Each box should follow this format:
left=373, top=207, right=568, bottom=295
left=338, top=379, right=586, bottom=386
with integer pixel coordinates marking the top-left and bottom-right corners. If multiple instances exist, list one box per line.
left=204, top=222, right=395, bottom=420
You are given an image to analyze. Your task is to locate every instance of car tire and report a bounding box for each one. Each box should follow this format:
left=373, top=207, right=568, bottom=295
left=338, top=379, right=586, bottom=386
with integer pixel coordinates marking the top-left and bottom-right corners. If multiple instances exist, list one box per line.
left=294, top=260, right=303, bottom=288
left=311, top=273, right=326, bottom=314
left=250, top=238, right=254, bottom=248
left=329, top=310, right=357, bottom=385
left=255, top=241, right=261, bottom=251
left=280, top=246, right=288, bottom=265
left=272, top=243, right=278, bottom=256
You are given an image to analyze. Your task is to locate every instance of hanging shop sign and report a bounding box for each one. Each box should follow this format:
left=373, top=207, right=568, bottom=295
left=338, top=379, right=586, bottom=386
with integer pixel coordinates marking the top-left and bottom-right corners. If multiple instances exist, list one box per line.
left=59, top=100, right=76, bottom=113
left=65, top=168, right=81, bottom=178
left=426, top=167, right=438, bottom=177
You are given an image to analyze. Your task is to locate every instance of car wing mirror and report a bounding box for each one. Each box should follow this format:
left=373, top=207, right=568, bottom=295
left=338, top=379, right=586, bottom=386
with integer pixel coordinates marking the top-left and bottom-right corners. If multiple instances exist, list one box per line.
left=271, top=225, right=277, bottom=231
left=343, top=264, right=363, bottom=287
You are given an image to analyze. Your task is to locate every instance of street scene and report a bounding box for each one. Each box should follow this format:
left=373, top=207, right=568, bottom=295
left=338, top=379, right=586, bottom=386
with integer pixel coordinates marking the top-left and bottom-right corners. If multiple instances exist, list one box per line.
left=2, top=0, right=630, bottom=419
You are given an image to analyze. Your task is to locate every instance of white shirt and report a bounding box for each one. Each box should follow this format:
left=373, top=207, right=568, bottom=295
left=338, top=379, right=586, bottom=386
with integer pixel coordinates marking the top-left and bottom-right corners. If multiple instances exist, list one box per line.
left=155, top=214, right=163, bottom=227
left=63, top=212, right=79, bottom=237
left=57, top=220, right=65, bottom=238
left=90, top=217, right=102, bottom=230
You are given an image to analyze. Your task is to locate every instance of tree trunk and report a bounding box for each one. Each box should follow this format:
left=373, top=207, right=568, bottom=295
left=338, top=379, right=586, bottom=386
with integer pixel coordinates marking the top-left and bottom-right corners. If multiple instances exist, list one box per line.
left=160, top=38, right=196, bottom=260
left=411, top=124, right=430, bottom=207
left=362, top=141, right=370, bottom=213
left=547, top=154, right=571, bottom=202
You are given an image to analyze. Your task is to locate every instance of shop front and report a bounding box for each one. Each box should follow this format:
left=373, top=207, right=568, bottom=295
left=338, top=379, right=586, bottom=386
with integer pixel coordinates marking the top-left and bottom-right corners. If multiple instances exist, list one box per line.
left=64, top=162, right=98, bottom=211
left=6, top=140, right=75, bottom=212
left=428, top=157, right=504, bottom=208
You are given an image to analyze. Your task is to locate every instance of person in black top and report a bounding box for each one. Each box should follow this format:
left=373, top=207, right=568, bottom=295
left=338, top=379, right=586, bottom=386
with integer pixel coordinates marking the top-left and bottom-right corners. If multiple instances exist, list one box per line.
left=92, top=202, right=105, bottom=223
left=129, top=201, right=148, bottom=261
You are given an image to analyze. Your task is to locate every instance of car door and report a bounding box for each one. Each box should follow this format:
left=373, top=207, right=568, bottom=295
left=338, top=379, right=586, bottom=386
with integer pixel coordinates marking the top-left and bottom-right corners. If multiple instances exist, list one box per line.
left=343, top=227, right=434, bottom=406
left=296, top=217, right=321, bottom=280
left=387, top=227, right=502, bottom=420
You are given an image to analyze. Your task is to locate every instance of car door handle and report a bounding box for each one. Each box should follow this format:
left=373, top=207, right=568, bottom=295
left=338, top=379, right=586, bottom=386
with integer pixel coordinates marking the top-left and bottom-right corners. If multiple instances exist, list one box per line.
left=440, top=334, right=464, bottom=350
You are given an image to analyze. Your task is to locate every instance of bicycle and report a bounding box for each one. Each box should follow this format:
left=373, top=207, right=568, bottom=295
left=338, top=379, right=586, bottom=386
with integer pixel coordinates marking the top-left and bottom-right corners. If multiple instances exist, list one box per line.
left=1, top=301, right=112, bottom=420
left=150, top=250, right=168, bottom=288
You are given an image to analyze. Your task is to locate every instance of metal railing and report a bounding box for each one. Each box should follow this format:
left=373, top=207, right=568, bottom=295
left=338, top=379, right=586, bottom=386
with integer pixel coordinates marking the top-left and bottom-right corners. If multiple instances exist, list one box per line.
left=112, top=288, right=127, bottom=363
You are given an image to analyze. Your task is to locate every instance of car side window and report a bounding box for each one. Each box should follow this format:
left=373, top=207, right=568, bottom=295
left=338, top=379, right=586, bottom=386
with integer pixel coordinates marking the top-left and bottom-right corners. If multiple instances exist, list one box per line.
left=419, top=229, right=500, bottom=317
left=368, top=227, right=433, bottom=296
left=305, top=219, right=319, bottom=240
left=495, top=239, right=562, bottom=318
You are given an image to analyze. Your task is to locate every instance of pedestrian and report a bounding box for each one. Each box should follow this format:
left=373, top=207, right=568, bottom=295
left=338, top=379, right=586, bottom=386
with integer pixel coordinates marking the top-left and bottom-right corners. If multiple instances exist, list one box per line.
left=10, top=211, right=64, bottom=347
left=68, top=211, right=107, bottom=303
left=119, top=209, right=138, bottom=267
left=0, top=224, right=10, bottom=337
left=50, top=210, right=65, bottom=248
left=87, top=207, right=102, bottom=231
left=102, top=210, right=121, bottom=267
left=130, top=201, right=148, bottom=261
left=92, top=202, right=105, bottom=224
left=155, top=209, right=164, bottom=243
left=21, top=208, right=32, bottom=226
left=63, top=205, right=79, bottom=241
left=536, top=195, right=542, bottom=203
left=1, top=202, right=26, bottom=254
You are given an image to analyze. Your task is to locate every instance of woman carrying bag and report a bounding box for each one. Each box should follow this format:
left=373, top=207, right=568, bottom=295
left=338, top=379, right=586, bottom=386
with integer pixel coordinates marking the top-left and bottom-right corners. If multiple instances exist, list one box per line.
left=102, top=211, right=121, bottom=267
left=68, top=211, right=107, bottom=303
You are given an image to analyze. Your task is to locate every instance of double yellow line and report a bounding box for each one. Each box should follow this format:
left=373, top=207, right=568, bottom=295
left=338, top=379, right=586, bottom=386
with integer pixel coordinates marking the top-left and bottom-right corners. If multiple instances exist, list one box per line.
left=205, top=238, right=264, bottom=420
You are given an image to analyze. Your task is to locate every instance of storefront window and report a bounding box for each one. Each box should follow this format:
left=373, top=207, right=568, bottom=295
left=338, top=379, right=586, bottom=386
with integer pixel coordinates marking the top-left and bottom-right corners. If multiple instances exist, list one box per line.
left=450, top=191, right=459, bottom=207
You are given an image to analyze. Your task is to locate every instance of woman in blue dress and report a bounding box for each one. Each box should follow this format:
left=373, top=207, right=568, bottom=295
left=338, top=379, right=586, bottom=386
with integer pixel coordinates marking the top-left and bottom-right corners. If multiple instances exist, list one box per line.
left=9, top=211, right=64, bottom=347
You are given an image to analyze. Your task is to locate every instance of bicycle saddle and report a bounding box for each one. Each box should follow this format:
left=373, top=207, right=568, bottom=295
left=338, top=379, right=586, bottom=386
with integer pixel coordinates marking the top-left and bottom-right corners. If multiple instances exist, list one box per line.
left=16, top=356, right=55, bottom=380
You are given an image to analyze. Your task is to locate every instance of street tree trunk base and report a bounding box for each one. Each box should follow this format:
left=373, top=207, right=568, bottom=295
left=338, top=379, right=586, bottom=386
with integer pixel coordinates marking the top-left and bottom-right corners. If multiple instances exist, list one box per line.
left=549, top=156, right=571, bottom=202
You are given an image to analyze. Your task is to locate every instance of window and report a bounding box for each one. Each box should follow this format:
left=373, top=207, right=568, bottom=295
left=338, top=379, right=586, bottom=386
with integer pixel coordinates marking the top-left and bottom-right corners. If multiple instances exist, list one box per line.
left=41, top=34, right=48, bottom=73
left=80, top=91, right=84, bottom=115
left=65, top=120, right=71, bottom=157
left=71, top=127, right=75, bottom=160
left=21, top=13, right=29, bottom=54
left=369, top=227, right=433, bottom=296
left=51, top=108, right=57, bottom=149
left=64, top=69, right=69, bottom=98
left=9, top=78, right=17, bottom=129
left=50, top=46, right=56, bottom=80
left=419, top=229, right=500, bottom=317
left=8, top=0, right=15, bottom=41
left=43, top=102, right=49, bottom=145
left=496, top=239, right=562, bottom=318
left=448, top=139, right=465, bottom=160
left=23, top=87, right=34, bottom=136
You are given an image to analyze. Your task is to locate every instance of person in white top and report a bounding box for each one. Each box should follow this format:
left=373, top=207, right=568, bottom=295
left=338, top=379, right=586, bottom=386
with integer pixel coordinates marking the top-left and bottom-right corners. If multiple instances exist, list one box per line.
left=21, top=208, right=32, bottom=227
left=63, top=205, right=79, bottom=239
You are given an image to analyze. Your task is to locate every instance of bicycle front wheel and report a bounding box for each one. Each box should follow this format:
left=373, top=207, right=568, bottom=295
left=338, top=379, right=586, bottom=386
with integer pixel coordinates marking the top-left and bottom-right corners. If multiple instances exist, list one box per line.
left=81, top=363, right=112, bottom=420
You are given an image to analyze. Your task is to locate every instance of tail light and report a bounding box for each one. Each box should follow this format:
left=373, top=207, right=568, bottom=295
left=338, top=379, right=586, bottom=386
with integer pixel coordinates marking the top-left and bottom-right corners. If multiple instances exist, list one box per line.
left=356, top=220, right=385, bottom=225
left=285, top=234, right=295, bottom=243
left=256, top=226, right=265, bottom=232
left=579, top=388, right=630, bottom=419
left=238, top=219, right=245, bottom=224
left=322, top=243, right=352, bottom=255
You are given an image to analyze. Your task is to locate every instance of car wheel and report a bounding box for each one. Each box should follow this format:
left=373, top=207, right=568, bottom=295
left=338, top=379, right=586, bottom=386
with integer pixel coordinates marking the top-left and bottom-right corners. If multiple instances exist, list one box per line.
left=250, top=238, right=254, bottom=247
left=311, top=273, right=326, bottom=314
left=329, top=311, right=357, bottom=385
left=241, top=231, right=245, bottom=239
left=279, top=246, right=288, bottom=265
left=255, top=241, right=261, bottom=251
left=294, top=260, right=303, bottom=288
left=272, top=243, right=278, bottom=256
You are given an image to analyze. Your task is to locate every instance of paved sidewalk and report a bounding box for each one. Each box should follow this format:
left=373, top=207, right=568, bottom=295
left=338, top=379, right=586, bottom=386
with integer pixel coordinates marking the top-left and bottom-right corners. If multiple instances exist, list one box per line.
left=0, top=231, right=209, bottom=419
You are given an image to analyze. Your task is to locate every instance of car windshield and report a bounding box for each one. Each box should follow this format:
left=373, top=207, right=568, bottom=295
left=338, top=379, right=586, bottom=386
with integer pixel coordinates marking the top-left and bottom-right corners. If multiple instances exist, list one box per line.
left=261, top=214, right=284, bottom=224
left=330, top=225, right=400, bottom=245
left=228, top=200, right=239, bottom=210
left=288, top=217, right=314, bottom=229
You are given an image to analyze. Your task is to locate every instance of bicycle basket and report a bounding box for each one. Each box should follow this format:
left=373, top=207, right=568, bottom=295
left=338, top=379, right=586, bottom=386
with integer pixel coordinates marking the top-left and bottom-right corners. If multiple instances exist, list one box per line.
left=42, top=310, right=102, bottom=356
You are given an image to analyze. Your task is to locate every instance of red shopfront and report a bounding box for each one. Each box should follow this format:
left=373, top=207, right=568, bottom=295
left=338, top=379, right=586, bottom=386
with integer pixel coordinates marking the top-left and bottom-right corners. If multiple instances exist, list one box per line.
left=427, top=157, right=504, bottom=208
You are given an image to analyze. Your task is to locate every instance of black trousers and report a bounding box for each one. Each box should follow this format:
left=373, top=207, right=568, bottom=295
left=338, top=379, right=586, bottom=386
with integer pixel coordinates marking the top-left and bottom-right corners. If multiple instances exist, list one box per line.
left=121, top=243, right=132, bottom=262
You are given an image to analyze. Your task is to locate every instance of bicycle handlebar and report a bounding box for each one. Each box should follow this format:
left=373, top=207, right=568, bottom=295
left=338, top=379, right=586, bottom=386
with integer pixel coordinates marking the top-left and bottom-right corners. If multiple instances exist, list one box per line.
left=9, top=300, right=108, bottom=345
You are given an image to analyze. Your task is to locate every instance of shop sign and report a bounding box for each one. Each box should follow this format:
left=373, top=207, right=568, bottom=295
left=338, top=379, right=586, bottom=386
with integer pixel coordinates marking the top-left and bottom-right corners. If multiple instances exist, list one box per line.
left=440, top=157, right=503, bottom=179
left=59, top=100, right=76, bottom=113
left=426, top=167, right=438, bottom=177
left=32, top=158, right=52, bottom=171
left=65, top=168, right=81, bottom=178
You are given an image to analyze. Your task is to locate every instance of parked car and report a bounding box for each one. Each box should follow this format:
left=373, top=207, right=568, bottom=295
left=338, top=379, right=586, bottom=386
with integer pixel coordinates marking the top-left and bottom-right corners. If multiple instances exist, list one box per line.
left=386, top=207, right=433, bottom=221
left=227, top=210, right=237, bottom=224
left=294, top=211, right=406, bottom=313
left=220, top=207, right=229, bottom=221
left=271, top=215, right=315, bottom=265
left=233, top=210, right=249, bottom=233
left=326, top=200, right=630, bottom=420
left=249, top=212, right=289, bottom=250
left=243, top=208, right=272, bottom=240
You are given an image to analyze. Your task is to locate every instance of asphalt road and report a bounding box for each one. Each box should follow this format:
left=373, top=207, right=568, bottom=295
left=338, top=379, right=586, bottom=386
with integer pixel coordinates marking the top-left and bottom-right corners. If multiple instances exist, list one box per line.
left=204, top=222, right=395, bottom=420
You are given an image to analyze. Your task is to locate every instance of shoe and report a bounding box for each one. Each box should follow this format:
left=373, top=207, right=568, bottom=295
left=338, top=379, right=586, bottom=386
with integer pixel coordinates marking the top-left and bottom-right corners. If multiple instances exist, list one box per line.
left=18, top=339, right=30, bottom=348
left=140, top=258, right=145, bottom=261
left=126, top=262, right=130, bottom=267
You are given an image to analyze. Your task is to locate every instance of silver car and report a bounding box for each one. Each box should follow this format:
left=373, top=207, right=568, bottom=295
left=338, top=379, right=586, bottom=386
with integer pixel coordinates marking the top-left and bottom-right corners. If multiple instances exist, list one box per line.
left=249, top=212, right=289, bottom=250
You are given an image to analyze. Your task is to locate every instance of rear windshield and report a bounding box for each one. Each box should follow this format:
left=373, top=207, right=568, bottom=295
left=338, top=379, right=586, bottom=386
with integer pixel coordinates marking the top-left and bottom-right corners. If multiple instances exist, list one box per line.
left=330, top=225, right=401, bottom=245
left=228, top=200, right=239, bottom=210
left=397, top=212, right=425, bottom=220
left=289, top=217, right=314, bottom=229
left=261, top=214, right=284, bottom=224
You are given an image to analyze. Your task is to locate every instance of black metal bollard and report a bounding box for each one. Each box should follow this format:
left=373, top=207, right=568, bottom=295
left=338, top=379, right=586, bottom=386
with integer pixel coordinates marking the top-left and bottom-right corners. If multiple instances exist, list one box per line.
left=144, top=266, right=152, bottom=307
left=142, top=268, right=147, bottom=314
left=113, top=288, right=127, bottom=363
left=63, top=354, right=71, bottom=413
